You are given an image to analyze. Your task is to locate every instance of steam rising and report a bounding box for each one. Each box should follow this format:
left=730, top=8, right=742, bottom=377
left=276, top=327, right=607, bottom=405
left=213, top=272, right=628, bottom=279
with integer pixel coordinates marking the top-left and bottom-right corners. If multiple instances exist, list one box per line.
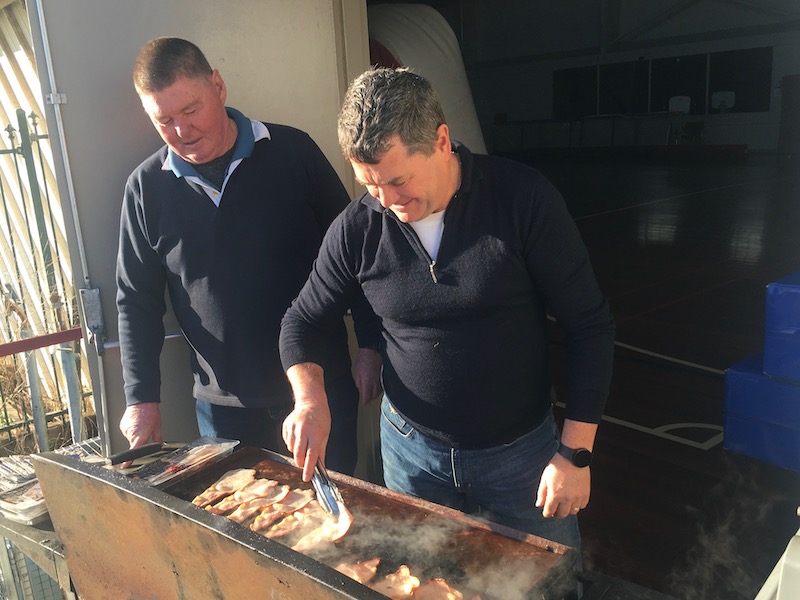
left=665, top=459, right=794, bottom=600
left=462, top=557, right=574, bottom=600
left=304, top=509, right=465, bottom=570
left=300, top=508, right=574, bottom=599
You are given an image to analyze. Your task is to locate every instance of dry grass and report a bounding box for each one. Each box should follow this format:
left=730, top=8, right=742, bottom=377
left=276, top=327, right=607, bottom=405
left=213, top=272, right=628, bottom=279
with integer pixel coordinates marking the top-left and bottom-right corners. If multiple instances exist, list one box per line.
left=0, top=354, right=90, bottom=455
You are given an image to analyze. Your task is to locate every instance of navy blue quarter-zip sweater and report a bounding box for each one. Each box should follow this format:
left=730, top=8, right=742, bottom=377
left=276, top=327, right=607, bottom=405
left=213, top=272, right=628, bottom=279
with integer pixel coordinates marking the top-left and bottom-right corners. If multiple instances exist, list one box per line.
left=117, top=121, right=353, bottom=408
left=280, top=143, right=615, bottom=447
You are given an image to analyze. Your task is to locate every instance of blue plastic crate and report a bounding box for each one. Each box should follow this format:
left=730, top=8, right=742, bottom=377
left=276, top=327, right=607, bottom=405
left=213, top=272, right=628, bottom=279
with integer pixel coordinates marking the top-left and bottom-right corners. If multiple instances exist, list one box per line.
left=764, top=272, right=800, bottom=382
left=764, top=331, right=800, bottom=383
left=724, top=354, right=800, bottom=472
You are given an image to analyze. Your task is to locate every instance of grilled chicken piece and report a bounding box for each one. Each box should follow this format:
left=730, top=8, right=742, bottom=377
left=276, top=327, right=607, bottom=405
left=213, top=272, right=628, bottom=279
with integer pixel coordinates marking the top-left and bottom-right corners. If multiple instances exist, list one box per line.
left=292, top=501, right=353, bottom=552
left=291, top=521, right=336, bottom=552
left=208, top=480, right=289, bottom=515
left=296, top=498, right=330, bottom=524
left=250, top=488, right=315, bottom=533
left=325, top=500, right=354, bottom=542
left=263, top=513, right=304, bottom=538
left=233, top=478, right=281, bottom=502
left=191, top=468, right=255, bottom=508
left=369, top=565, right=420, bottom=599
left=414, top=578, right=464, bottom=600
left=251, top=504, right=288, bottom=532
left=263, top=500, right=324, bottom=539
left=334, top=558, right=381, bottom=584
left=291, top=499, right=355, bottom=552
left=226, top=485, right=291, bottom=523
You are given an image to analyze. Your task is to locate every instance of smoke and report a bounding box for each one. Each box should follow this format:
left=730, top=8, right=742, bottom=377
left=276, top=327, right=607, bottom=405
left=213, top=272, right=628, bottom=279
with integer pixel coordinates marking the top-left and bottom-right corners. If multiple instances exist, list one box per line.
left=665, top=457, right=797, bottom=600
left=348, top=510, right=463, bottom=561
left=300, top=508, right=571, bottom=599
left=462, top=557, right=575, bottom=600
left=303, top=509, right=466, bottom=569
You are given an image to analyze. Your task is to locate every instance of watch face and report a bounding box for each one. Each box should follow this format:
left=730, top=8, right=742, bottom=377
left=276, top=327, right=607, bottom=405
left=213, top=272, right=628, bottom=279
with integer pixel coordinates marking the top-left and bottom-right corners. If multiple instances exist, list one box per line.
left=573, top=449, right=592, bottom=468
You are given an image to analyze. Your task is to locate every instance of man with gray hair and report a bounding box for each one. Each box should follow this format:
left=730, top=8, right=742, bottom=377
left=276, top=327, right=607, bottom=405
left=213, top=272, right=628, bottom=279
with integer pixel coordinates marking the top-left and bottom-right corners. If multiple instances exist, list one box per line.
left=117, top=38, right=381, bottom=473
left=280, top=67, right=614, bottom=551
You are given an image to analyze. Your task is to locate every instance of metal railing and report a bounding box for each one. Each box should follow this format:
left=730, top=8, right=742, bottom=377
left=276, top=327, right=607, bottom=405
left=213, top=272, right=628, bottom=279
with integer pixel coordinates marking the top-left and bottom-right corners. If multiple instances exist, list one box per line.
left=0, top=109, right=91, bottom=454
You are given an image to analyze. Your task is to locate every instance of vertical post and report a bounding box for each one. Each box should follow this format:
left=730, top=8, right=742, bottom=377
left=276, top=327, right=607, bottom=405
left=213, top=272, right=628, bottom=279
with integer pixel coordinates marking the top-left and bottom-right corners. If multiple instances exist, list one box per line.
left=29, top=112, right=70, bottom=331
left=57, top=342, right=83, bottom=443
left=16, top=108, right=59, bottom=329
left=24, top=344, right=49, bottom=452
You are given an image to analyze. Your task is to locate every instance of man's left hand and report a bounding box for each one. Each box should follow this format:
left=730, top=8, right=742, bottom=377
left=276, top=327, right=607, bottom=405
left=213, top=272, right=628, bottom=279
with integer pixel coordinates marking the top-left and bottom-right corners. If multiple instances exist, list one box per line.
left=535, top=453, right=591, bottom=518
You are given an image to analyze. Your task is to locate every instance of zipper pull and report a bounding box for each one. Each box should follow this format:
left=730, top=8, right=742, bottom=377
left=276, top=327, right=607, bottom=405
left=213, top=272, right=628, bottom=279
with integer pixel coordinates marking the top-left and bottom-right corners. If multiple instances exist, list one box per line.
left=429, top=261, right=438, bottom=283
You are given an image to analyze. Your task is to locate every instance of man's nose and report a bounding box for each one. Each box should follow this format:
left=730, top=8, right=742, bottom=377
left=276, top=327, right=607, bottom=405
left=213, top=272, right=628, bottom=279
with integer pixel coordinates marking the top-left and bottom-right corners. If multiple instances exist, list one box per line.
left=173, top=118, right=191, bottom=138
left=376, top=186, right=398, bottom=207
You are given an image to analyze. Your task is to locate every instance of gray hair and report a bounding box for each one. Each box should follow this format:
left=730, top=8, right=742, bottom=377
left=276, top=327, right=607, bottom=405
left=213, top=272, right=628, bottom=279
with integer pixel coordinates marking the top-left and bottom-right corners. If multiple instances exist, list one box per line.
left=133, top=37, right=213, bottom=94
left=337, top=67, right=446, bottom=164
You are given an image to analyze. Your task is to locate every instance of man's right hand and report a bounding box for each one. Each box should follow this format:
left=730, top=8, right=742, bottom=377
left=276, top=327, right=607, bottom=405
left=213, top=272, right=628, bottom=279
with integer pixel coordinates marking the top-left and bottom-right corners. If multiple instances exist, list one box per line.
left=283, top=362, right=331, bottom=482
left=120, top=402, right=163, bottom=448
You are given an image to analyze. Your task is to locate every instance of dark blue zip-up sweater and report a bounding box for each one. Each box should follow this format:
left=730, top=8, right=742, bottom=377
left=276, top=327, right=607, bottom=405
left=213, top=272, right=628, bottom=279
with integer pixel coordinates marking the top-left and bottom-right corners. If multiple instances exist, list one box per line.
left=280, top=144, right=615, bottom=447
left=117, top=122, right=353, bottom=408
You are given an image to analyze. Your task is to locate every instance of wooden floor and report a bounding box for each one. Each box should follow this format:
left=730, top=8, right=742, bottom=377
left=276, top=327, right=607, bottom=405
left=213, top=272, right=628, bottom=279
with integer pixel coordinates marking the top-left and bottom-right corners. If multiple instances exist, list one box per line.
left=527, top=150, right=800, bottom=600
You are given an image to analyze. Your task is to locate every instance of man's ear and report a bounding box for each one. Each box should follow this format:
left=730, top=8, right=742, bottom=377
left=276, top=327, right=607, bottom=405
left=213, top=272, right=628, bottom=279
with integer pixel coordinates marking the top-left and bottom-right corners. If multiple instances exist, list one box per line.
left=211, top=69, right=227, bottom=103
left=434, top=123, right=451, bottom=155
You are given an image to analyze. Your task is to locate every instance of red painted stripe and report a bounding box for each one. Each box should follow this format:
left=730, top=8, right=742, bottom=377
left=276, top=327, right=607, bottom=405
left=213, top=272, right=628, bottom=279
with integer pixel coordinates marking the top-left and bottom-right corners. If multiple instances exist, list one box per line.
left=0, top=326, right=83, bottom=357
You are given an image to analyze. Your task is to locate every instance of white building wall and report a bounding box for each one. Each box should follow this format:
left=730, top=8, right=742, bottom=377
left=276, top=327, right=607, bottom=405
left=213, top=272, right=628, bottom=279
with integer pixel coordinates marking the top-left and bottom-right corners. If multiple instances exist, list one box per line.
left=27, top=0, right=369, bottom=454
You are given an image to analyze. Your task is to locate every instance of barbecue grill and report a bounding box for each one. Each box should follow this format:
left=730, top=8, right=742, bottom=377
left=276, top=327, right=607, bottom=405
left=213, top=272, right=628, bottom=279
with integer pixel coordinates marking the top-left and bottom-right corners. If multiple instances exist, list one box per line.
left=32, top=446, right=577, bottom=599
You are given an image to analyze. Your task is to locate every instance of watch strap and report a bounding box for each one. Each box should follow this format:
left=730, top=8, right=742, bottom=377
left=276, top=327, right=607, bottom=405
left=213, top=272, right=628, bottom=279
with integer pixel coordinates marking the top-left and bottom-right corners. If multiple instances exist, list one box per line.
left=557, top=442, right=592, bottom=467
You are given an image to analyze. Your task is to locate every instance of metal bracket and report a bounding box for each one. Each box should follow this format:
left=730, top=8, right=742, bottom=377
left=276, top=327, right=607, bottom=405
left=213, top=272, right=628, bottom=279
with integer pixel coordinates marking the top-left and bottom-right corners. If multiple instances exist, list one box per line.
left=78, top=288, right=106, bottom=356
left=45, top=92, right=67, bottom=105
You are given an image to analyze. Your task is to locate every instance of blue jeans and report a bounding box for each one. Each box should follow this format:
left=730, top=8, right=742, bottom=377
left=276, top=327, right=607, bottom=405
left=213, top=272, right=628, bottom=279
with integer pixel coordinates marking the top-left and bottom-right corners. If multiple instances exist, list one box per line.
left=195, top=374, right=359, bottom=475
left=196, top=400, right=288, bottom=452
left=380, top=396, right=581, bottom=551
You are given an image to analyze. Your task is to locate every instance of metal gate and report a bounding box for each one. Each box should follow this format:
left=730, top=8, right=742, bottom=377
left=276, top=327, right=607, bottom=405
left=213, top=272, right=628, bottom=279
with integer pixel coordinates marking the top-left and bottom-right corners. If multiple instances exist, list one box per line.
left=0, top=106, right=90, bottom=453
left=0, top=538, right=60, bottom=600
left=0, top=0, right=93, bottom=454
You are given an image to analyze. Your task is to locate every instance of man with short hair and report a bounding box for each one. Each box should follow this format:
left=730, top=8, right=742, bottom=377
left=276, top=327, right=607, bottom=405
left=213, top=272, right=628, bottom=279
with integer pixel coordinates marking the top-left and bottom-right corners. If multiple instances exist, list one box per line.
left=280, top=67, right=614, bottom=550
left=117, top=37, right=380, bottom=473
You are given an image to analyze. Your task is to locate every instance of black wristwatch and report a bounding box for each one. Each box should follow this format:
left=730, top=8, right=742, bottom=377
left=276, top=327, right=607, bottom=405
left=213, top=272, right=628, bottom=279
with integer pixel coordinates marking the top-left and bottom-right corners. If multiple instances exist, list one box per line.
left=557, top=443, right=592, bottom=468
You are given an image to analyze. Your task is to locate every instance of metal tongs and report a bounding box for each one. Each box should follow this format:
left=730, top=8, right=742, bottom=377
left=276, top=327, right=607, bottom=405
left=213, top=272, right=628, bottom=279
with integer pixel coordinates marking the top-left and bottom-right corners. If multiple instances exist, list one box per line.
left=106, top=442, right=164, bottom=466
left=311, top=459, right=343, bottom=518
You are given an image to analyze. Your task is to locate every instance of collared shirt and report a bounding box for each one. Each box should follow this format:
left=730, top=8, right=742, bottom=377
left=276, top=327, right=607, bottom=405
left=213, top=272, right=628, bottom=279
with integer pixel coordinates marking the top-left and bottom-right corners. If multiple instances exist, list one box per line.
left=161, top=107, right=271, bottom=206
left=118, top=120, right=354, bottom=408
